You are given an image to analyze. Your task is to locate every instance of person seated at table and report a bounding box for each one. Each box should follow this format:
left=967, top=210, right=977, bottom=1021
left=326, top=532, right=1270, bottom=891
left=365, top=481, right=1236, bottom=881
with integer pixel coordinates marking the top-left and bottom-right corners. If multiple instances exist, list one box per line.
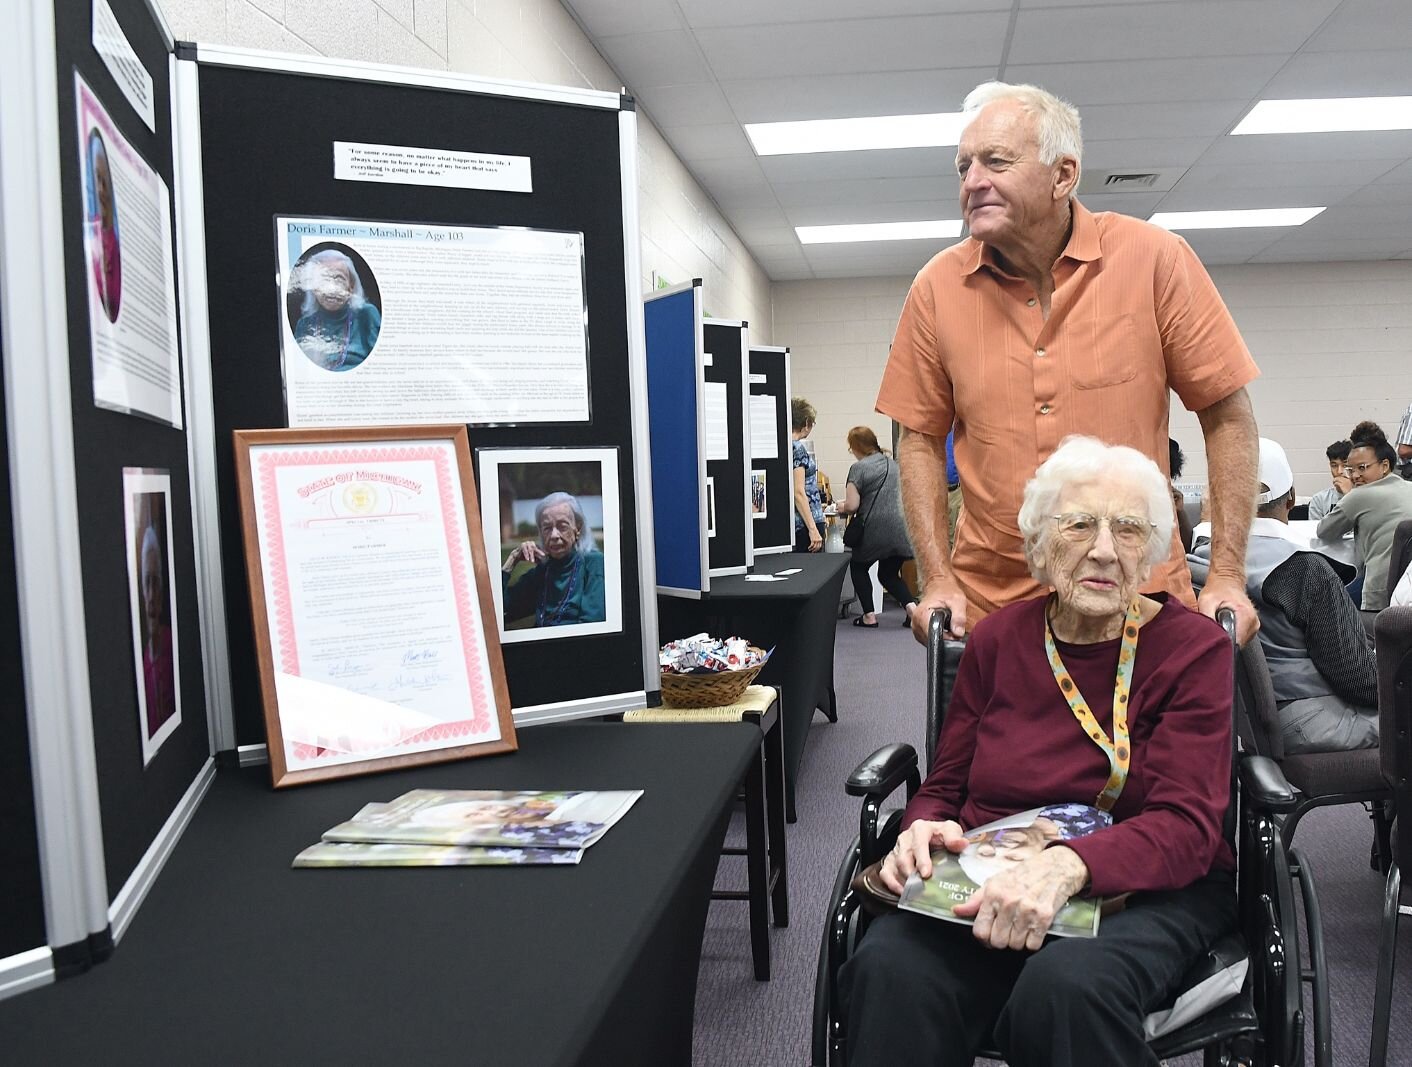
left=1317, top=421, right=1412, bottom=611
left=292, top=249, right=381, bottom=371
left=1189, top=438, right=1376, bottom=754
left=1308, top=439, right=1352, bottom=520
left=502, top=492, right=606, bottom=628
left=841, top=435, right=1235, bottom=1067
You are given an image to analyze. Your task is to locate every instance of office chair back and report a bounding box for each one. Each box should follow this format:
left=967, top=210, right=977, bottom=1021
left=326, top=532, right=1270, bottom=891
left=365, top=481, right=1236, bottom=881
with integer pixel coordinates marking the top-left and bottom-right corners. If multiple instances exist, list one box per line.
left=1390, top=520, right=1412, bottom=600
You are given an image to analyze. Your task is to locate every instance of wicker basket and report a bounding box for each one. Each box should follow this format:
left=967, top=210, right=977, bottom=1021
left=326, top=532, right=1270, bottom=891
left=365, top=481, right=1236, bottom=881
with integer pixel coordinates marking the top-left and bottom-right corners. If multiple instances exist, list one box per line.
left=659, top=665, right=762, bottom=708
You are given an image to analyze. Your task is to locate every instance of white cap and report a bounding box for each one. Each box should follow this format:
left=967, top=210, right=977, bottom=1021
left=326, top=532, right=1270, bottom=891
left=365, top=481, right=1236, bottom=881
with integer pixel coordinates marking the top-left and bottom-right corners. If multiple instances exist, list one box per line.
left=1257, top=437, right=1294, bottom=505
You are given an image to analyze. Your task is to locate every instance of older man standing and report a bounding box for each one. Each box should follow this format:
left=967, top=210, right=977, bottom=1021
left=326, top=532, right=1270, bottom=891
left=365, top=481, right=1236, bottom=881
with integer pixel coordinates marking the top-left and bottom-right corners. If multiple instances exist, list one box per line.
left=880, top=81, right=1261, bottom=642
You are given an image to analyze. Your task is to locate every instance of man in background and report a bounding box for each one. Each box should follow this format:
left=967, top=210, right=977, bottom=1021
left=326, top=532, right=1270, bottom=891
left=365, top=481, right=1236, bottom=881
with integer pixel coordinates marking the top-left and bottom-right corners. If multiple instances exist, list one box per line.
left=879, top=80, right=1260, bottom=643
left=1189, top=438, right=1377, bottom=754
left=1308, top=440, right=1352, bottom=520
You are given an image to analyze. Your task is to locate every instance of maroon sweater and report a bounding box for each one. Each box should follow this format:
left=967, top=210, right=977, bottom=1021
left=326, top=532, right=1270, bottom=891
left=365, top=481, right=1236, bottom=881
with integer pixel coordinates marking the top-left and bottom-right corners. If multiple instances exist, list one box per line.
left=902, top=594, right=1234, bottom=896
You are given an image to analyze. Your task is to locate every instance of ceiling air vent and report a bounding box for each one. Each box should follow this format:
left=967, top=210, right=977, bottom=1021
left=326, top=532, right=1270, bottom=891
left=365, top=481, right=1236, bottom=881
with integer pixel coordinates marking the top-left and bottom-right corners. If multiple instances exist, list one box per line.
left=1103, top=172, right=1159, bottom=188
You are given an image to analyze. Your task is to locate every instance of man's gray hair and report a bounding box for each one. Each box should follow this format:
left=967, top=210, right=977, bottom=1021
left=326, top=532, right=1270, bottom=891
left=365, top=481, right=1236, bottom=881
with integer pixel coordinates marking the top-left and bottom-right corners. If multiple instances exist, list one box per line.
left=535, top=491, right=597, bottom=554
left=962, top=81, right=1083, bottom=173
left=1017, top=435, right=1173, bottom=585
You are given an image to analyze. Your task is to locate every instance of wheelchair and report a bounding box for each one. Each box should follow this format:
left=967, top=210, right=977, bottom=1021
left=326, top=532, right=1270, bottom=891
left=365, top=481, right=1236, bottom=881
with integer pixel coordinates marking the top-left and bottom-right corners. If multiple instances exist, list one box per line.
left=812, top=608, right=1313, bottom=1067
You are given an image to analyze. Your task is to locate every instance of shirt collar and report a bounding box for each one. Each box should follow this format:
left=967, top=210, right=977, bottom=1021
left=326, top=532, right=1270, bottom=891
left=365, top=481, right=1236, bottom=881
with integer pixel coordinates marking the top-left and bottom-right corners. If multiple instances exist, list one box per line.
left=1249, top=516, right=1308, bottom=545
left=961, top=198, right=1102, bottom=277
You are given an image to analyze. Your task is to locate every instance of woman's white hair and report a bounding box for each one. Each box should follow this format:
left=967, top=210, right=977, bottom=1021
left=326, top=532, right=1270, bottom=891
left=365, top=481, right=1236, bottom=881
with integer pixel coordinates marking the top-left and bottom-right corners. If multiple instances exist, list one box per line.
left=1017, top=435, right=1174, bottom=585
left=962, top=81, right=1083, bottom=174
left=535, top=491, right=597, bottom=554
left=297, top=249, right=366, bottom=317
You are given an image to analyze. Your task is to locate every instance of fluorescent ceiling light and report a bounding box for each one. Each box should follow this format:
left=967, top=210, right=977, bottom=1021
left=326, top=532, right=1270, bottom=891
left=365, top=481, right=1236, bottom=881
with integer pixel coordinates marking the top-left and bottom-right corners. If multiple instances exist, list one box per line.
left=1148, top=207, right=1325, bottom=230
left=1232, top=97, right=1412, bottom=135
left=795, top=220, right=964, bottom=244
left=745, top=112, right=967, bottom=156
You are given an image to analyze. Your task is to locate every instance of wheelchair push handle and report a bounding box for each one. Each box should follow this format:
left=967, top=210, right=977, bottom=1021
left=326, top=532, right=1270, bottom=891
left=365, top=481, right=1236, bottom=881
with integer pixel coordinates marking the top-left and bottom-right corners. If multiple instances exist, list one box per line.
left=1216, top=606, right=1237, bottom=648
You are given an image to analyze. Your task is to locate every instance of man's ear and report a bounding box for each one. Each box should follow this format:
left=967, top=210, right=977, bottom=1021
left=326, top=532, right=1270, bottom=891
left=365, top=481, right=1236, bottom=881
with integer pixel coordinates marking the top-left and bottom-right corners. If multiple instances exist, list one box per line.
left=1053, top=156, right=1079, bottom=202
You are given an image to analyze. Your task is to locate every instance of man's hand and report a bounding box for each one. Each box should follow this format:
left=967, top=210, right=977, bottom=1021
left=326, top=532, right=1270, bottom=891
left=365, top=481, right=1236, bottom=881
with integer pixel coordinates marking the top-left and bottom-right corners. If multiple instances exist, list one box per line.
left=911, top=580, right=968, bottom=644
left=953, top=845, right=1089, bottom=951
left=879, top=818, right=969, bottom=895
left=1197, top=573, right=1259, bottom=645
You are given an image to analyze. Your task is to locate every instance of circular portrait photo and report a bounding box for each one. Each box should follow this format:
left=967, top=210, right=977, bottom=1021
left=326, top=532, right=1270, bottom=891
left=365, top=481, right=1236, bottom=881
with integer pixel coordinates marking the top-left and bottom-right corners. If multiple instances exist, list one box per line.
left=85, top=129, right=122, bottom=323
left=285, top=243, right=382, bottom=372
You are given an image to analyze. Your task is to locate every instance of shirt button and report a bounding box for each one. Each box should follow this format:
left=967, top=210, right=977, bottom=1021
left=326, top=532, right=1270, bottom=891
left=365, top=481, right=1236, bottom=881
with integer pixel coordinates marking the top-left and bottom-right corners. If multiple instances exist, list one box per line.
left=1027, top=298, right=1037, bottom=307
left=1036, top=347, right=1046, bottom=358
left=1040, top=404, right=1052, bottom=415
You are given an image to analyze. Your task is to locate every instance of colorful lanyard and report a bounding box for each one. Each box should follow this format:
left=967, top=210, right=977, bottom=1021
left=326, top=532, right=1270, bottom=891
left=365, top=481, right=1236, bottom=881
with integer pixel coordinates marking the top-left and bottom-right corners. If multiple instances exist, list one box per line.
left=1044, top=596, right=1142, bottom=812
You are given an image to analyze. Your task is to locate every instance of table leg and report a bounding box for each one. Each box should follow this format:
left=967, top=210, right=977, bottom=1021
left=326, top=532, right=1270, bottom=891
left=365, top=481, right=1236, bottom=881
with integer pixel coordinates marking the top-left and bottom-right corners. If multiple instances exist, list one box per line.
left=743, top=740, right=771, bottom=981
left=764, top=706, right=789, bottom=929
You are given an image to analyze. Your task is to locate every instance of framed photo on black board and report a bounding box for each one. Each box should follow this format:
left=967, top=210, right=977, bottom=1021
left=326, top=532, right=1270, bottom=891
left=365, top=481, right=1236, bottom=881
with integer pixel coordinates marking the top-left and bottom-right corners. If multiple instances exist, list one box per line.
left=475, top=446, right=623, bottom=644
left=233, top=425, right=515, bottom=787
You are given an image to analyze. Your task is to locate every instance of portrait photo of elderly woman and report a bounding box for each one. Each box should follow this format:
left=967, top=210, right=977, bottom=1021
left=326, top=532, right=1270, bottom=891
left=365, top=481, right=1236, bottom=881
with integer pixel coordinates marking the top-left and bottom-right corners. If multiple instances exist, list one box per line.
left=479, top=448, right=623, bottom=643
left=124, top=472, right=183, bottom=764
left=287, top=245, right=382, bottom=372
left=84, top=128, right=122, bottom=323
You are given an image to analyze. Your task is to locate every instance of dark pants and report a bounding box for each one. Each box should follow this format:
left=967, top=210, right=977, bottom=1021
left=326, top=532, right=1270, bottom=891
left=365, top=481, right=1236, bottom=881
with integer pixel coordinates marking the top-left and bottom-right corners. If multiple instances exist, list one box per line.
left=794, top=526, right=816, bottom=552
left=849, top=556, right=915, bottom=615
left=840, top=871, right=1235, bottom=1067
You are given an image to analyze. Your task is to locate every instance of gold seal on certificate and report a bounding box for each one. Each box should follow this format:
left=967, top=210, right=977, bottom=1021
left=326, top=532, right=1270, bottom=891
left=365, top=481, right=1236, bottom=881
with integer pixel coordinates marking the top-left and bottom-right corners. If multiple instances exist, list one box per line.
left=234, top=425, right=515, bottom=787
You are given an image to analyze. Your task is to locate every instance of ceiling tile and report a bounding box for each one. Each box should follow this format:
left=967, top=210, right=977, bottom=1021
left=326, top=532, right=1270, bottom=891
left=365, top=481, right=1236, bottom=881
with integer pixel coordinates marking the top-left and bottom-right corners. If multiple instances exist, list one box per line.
left=1168, top=160, right=1400, bottom=190
left=562, top=0, right=685, bottom=37
left=678, top=0, right=1011, bottom=29
left=693, top=13, right=1011, bottom=81
left=1082, top=137, right=1214, bottom=169
left=1154, top=184, right=1354, bottom=211
left=718, top=67, right=997, bottom=124
left=758, top=148, right=959, bottom=185
left=772, top=175, right=953, bottom=209
left=1303, top=0, right=1412, bottom=52
left=1259, top=48, right=1412, bottom=96
left=1077, top=100, right=1251, bottom=142
left=1005, top=55, right=1287, bottom=106
left=639, top=82, right=737, bottom=127
left=1072, top=192, right=1166, bottom=217
left=1196, top=131, right=1412, bottom=165
left=1007, top=1, right=1341, bottom=64
left=783, top=200, right=961, bottom=227
left=600, top=29, right=712, bottom=88
left=662, top=122, right=755, bottom=161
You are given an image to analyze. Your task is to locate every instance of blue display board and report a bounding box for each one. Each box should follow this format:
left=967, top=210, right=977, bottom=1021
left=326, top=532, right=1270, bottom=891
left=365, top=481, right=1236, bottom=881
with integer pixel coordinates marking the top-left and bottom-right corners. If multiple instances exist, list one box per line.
left=644, top=282, right=707, bottom=597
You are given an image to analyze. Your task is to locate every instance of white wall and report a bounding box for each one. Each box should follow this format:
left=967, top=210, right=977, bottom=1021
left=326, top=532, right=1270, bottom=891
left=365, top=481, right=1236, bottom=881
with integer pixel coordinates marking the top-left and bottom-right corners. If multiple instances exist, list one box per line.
left=158, top=0, right=773, bottom=337
left=780, top=261, right=1412, bottom=499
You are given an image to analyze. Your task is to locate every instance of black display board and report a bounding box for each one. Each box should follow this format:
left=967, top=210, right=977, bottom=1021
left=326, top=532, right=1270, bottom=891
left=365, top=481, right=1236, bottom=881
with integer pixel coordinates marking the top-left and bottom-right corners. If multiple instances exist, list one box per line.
left=192, top=60, right=647, bottom=742
left=0, top=300, right=48, bottom=960
left=703, top=320, right=749, bottom=575
left=747, top=346, right=793, bottom=555
left=54, top=0, right=210, bottom=901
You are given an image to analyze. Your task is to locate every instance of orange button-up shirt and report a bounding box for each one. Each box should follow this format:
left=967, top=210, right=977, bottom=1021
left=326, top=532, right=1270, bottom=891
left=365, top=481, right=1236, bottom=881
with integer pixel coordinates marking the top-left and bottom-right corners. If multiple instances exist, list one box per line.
left=877, top=200, right=1259, bottom=621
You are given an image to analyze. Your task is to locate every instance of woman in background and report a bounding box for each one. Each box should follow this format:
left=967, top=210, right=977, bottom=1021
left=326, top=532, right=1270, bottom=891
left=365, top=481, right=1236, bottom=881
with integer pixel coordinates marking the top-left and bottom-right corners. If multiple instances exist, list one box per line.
left=1317, top=421, right=1412, bottom=611
left=792, top=397, right=825, bottom=552
left=836, top=426, right=916, bottom=627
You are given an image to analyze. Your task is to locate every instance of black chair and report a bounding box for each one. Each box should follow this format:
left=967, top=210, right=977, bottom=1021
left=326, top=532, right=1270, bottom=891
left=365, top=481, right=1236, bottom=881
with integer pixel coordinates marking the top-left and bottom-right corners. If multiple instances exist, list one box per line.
left=1368, top=605, right=1412, bottom=1067
left=1388, top=519, right=1412, bottom=599
left=812, top=609, right=1309, bottom=1067
left=1290, top=504, right=1311, bottom=521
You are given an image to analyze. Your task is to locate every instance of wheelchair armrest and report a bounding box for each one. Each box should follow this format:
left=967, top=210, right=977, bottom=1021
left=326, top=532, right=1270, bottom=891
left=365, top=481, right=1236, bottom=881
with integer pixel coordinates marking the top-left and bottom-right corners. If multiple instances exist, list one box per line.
left=845, top=743, right=919, bottom=799
left=1239, top=754, right=1300, bottom=814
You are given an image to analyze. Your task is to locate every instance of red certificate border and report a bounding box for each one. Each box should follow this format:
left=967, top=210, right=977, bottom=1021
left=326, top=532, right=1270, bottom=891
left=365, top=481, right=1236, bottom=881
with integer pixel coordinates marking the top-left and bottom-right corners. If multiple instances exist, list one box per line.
left=235, top=426, right=515, bottom=787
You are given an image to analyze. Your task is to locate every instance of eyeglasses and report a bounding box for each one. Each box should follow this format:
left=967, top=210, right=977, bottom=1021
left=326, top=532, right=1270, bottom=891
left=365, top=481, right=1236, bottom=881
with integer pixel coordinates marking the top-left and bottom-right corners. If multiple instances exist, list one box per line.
left=1342, top=462, right=1382, bottom=475
left=1051, top=512, right=1155, bottom=548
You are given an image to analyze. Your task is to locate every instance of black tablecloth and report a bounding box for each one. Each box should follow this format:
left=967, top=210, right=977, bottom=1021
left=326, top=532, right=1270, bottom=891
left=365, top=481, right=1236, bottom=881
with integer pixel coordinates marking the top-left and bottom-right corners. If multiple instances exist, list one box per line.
left=0, top=723, right=758, bottom=1066
left=658, top=552, right=850, bottom=818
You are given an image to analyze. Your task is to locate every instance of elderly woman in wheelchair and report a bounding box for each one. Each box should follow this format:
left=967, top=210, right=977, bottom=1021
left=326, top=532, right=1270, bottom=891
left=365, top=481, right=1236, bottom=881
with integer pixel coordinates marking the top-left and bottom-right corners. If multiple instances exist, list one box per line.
left=841, top=436, right=1241, bottom=1067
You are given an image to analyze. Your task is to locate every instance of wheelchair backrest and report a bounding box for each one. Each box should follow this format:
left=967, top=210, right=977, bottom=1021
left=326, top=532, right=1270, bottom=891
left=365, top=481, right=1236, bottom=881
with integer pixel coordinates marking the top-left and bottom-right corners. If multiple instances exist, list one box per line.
left=1375, top=608, right=1412, bottom=839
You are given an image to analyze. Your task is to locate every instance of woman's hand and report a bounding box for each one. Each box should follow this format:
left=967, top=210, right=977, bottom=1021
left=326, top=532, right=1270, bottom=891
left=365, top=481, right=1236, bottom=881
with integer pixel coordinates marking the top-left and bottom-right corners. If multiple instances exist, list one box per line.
left=1333, top=473, right=1353, bottom=496
left=502, top=542, right=546, bottom=573
left=952, top=845, right=1090, bottom=951
left=879, top=819, right=969, bottom=894
left=808, top=527, right=823, bottom=552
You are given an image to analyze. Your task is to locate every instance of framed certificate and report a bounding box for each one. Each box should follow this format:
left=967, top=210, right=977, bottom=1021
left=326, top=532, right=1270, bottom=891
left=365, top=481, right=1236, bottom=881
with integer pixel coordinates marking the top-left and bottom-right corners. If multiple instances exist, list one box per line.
left=234, top=425, right=515, bottom=787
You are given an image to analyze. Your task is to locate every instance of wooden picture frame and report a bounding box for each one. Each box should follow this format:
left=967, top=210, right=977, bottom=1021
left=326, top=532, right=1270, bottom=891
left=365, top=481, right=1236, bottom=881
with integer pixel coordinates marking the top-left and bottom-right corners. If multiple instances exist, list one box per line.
left=233, top=425, right=515, bottom=787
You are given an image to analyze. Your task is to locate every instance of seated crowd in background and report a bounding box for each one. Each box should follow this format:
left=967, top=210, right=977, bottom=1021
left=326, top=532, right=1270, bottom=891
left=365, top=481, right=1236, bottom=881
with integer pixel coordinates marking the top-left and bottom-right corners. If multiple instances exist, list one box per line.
left=1316, top=421, right=1412, bottom=612
left=1189, top=438, right=1378, bottom=755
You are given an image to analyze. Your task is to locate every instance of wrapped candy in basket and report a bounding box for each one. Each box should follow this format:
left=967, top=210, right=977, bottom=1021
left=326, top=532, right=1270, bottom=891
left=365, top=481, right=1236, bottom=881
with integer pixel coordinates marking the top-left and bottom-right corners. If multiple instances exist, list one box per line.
left=658, top=634, right=771, bottom=708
